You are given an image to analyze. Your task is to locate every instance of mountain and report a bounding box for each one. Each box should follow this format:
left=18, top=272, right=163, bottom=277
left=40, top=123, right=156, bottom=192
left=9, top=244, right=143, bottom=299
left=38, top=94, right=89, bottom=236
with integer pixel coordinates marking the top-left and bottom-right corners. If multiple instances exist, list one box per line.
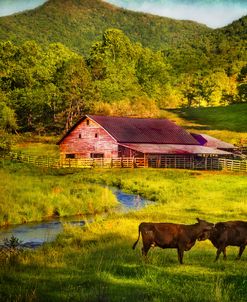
left=0, top=0, right=246, bottom=74
left=0, top=0, right=211, bottom=54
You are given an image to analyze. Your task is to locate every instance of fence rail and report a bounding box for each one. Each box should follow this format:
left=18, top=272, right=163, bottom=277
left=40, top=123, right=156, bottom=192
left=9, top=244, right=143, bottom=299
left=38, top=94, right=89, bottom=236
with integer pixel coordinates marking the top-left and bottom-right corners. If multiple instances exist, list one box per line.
left=1, top=152, right=247, bottom=173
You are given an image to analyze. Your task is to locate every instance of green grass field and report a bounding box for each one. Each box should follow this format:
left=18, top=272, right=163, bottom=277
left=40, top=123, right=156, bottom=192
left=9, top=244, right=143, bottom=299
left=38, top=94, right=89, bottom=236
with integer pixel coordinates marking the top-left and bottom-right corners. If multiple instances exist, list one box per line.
left=162, top=104, right=247, bottom=145
left=177, top=104, right=247, bottom=133
left=0, top=103, right=247, bottom=301
left=0, top=168, right=246, bottom=301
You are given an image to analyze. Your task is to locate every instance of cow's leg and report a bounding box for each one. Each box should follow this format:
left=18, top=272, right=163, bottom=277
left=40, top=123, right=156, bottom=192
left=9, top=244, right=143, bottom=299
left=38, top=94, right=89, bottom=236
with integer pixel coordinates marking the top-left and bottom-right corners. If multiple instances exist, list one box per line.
left=223, top=247, right=227, bottom=260
left=177, top=248, right=184, bottom=264
left=236, top=245, right=245, bottom=260
left=142, top=243, right=151, bottom=256
left=215, top=247, right=224, bottom=261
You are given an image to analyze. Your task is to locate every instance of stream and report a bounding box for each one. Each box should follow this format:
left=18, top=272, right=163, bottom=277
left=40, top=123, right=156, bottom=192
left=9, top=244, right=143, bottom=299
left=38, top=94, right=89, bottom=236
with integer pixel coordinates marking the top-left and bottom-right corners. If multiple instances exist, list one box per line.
left=0, top=189, right=150, bottom=248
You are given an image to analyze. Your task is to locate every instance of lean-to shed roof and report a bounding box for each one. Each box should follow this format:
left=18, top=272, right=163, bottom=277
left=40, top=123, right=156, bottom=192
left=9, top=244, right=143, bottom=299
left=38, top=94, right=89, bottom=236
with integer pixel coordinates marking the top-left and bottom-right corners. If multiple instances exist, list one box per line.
left=120, top=143, right=232, bottom=155
left=191, top=133, right=235, bottom=149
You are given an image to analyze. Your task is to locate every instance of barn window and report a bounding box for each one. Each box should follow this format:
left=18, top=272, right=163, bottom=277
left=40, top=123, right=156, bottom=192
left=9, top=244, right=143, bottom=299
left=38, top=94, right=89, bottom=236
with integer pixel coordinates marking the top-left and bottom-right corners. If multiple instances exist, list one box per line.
left=90, top=153, right=104, bottom=158
left=79, top=134, right=82, bottom=139
left=66, top=154, right=75, bottom=159
left=95, top=133, right=98, bottom=138
left=86, top=119, right=90, bottom=126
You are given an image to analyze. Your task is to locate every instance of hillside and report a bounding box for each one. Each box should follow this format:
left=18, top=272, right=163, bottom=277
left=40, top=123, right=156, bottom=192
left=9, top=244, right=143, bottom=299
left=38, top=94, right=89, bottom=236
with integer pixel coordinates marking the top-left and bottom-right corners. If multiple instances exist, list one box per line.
left=0, top=0, right=211, bottom=53
left=0, top=0, right=215, bottom=74
left=164, top=104, right=247, bottom=145
left=0, top=0, right=246, bottom=75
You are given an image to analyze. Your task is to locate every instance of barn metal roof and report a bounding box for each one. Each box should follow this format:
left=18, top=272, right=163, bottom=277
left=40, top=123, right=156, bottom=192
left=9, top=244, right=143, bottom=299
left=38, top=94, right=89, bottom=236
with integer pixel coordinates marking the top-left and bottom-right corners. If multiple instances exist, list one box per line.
left=191, top=133, right=235, bottom=149
left=120, top=143, right=232, bottom=155
left=88, top=115, right=199, bottom=145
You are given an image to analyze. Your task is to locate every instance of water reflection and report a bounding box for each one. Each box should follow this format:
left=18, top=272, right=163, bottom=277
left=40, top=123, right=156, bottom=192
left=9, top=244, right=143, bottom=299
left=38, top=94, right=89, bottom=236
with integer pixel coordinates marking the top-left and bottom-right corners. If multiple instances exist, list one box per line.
left=113, top=189, right=149, bottom=211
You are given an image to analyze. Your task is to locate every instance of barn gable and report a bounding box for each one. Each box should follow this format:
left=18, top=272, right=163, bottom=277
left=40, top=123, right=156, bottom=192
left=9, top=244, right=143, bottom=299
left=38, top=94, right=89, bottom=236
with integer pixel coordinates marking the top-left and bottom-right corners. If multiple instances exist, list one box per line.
left=58, top=116, right=119, bottom=158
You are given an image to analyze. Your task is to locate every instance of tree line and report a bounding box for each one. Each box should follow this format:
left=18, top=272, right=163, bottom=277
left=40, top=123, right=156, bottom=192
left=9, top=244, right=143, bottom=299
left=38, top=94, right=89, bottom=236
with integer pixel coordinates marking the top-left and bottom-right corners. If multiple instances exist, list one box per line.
left=0, top=28, right=246, bottom=139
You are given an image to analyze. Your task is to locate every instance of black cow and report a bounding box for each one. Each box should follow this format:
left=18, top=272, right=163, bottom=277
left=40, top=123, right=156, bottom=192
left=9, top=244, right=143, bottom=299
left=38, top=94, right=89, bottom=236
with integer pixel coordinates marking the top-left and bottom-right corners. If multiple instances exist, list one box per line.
left=132, top=218, right=214, bottom=264
left=198, top=220, right=247, bottom=261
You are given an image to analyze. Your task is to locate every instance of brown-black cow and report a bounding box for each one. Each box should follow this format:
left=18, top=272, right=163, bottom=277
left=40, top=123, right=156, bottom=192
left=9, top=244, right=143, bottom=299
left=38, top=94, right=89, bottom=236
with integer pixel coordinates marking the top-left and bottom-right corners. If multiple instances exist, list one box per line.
left=198, top=220, right=247, bottom=261
left=132, top=218, right=213, bottom=264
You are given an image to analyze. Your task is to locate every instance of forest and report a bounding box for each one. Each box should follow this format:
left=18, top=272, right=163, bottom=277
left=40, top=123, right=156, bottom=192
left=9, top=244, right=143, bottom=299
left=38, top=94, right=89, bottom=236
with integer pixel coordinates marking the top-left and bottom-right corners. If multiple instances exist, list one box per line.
left=0, top=0, right=246, bottom=144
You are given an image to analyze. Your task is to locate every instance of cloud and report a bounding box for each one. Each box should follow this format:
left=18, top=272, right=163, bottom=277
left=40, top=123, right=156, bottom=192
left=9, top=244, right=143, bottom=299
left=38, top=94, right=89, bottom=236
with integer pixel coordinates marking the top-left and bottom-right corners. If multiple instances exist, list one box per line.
left=105, top=1, right=247, bottom=28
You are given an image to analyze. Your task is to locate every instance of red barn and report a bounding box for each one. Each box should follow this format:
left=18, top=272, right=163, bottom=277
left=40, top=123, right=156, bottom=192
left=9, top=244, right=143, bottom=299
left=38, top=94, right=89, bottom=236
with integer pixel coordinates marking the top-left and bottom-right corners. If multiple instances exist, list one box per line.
left=58, top=115, right=232, bottom=167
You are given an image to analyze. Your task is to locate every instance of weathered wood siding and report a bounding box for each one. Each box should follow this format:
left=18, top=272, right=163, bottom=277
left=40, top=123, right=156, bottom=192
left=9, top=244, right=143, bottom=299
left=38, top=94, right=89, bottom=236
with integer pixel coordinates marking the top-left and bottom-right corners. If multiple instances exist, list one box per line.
left=118, top=145, right=143, bottom=158
left=59, top=117, right=119, bottom=158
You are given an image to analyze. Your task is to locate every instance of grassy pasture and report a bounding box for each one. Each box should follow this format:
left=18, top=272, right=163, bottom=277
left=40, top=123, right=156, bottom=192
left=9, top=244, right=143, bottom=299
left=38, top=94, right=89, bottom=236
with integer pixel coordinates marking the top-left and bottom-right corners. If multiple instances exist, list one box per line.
left=177, top=104, right=247, bottom=133
left=162, top=104, right=247, bottom=145
left=0, top=168, right=247, bottom=301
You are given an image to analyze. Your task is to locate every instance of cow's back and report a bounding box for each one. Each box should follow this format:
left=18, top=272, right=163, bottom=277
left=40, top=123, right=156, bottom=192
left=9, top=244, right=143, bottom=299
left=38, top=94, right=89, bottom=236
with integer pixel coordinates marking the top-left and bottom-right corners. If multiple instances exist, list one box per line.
left=214, top=221, right=247, bottom=247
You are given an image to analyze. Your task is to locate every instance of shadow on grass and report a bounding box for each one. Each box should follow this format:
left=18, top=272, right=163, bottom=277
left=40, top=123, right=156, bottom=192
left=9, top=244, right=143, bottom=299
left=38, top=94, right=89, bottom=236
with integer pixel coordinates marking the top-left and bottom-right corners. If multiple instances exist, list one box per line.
left=171, top=105, right=247, bottom=133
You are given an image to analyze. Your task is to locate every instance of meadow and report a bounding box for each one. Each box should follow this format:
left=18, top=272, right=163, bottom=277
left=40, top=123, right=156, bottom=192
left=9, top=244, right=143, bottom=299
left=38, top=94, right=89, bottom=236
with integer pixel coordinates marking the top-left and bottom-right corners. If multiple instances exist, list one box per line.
left=162, top=104, right=247, bottom=145
left=0, top=104, right=247, bottom=301
left=0, top=167, right=247, bottom=301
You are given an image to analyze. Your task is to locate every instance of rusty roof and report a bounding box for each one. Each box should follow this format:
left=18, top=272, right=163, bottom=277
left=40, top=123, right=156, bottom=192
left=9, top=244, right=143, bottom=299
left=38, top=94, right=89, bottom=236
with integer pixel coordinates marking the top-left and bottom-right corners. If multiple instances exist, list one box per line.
left=120, top=144, right=232, bottom=155
left=191, top=133, right=235, bottom=149
left=86, top=115, right=199, bottom=145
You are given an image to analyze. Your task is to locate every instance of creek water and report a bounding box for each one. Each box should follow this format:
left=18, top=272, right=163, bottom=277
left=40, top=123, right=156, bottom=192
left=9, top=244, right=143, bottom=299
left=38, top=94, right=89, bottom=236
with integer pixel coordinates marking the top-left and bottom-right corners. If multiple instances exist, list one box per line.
left=0, top=189, right=150, bottom=248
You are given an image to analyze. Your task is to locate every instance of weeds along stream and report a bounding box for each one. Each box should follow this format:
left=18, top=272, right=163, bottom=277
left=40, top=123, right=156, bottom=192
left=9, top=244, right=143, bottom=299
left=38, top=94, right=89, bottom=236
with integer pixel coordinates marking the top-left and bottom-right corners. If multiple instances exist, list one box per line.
left=0, top=188, right=151, bottom=248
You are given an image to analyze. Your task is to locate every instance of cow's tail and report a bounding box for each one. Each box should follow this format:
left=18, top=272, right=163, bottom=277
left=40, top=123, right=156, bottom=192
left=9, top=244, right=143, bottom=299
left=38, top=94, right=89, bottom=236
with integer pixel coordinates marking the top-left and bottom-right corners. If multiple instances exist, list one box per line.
left=132, top=224, right=141, bottom=250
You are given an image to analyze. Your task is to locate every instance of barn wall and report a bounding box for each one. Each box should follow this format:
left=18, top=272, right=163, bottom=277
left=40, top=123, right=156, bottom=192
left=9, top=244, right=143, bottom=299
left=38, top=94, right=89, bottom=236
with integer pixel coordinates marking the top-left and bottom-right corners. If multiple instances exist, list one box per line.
left=118, top=145, right=144, bottom=158
left=59, top=117, right=118, bottom=158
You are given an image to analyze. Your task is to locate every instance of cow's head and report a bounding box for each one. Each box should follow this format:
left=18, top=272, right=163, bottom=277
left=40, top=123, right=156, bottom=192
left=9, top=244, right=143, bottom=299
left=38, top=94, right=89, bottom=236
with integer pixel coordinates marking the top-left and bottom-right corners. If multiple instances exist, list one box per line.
left=196, top=218, right=214, bottom=240
left=197, top=229, right=212, bottom=241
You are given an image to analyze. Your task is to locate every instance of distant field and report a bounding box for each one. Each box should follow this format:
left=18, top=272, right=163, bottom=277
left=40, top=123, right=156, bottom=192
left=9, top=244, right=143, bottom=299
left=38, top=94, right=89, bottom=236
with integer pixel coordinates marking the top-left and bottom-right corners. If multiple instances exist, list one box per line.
left=175, top=104, right=247, bottom=132
left=161, top=104, right=247, bottom=145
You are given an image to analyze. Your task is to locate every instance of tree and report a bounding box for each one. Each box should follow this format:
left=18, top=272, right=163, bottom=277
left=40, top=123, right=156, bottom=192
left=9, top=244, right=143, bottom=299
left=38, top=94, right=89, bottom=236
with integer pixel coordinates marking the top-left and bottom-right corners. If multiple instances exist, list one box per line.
left=237, top=65, right=247, bottom=102
left=135, top=46, right=171, bottom=101
left=55, top=57, right=93, bottom=131
left=88, top=29, right=142, bottom=102
left=0, top=90, right=18, bottom=132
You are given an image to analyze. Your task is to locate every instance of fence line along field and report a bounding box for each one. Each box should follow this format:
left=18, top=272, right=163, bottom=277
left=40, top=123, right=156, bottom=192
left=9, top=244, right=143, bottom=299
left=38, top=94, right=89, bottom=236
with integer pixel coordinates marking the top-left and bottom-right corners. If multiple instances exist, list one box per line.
left=2, top=151, right=247, bottom=172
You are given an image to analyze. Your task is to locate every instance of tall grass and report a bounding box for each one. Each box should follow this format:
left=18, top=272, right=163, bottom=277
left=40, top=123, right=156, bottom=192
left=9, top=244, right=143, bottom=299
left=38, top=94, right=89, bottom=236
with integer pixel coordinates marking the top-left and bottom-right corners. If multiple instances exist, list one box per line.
left=0, top=162, right=118, bottom=226
left=76, top=168, right=247, bottom=221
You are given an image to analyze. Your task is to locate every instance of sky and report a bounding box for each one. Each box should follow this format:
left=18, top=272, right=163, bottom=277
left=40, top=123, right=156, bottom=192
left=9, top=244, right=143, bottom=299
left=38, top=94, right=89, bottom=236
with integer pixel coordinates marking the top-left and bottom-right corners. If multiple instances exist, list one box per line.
left=0, top=0, right=47, bottom=17
left=0, top=0, right=246, bottom=28
left=105, top=0, right=247, bottom=28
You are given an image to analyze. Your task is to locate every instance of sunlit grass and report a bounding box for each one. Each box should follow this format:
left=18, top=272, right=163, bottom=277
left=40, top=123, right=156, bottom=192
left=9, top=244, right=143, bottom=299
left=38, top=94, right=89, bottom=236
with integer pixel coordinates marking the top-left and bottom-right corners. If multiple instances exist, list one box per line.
left=0, top=165, right=246, bottom=301
left=13, top=142, right=60, bottom=157
left=0, top=162, right=118, bottom=226
left=161, top=104, right=247, bottom=144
